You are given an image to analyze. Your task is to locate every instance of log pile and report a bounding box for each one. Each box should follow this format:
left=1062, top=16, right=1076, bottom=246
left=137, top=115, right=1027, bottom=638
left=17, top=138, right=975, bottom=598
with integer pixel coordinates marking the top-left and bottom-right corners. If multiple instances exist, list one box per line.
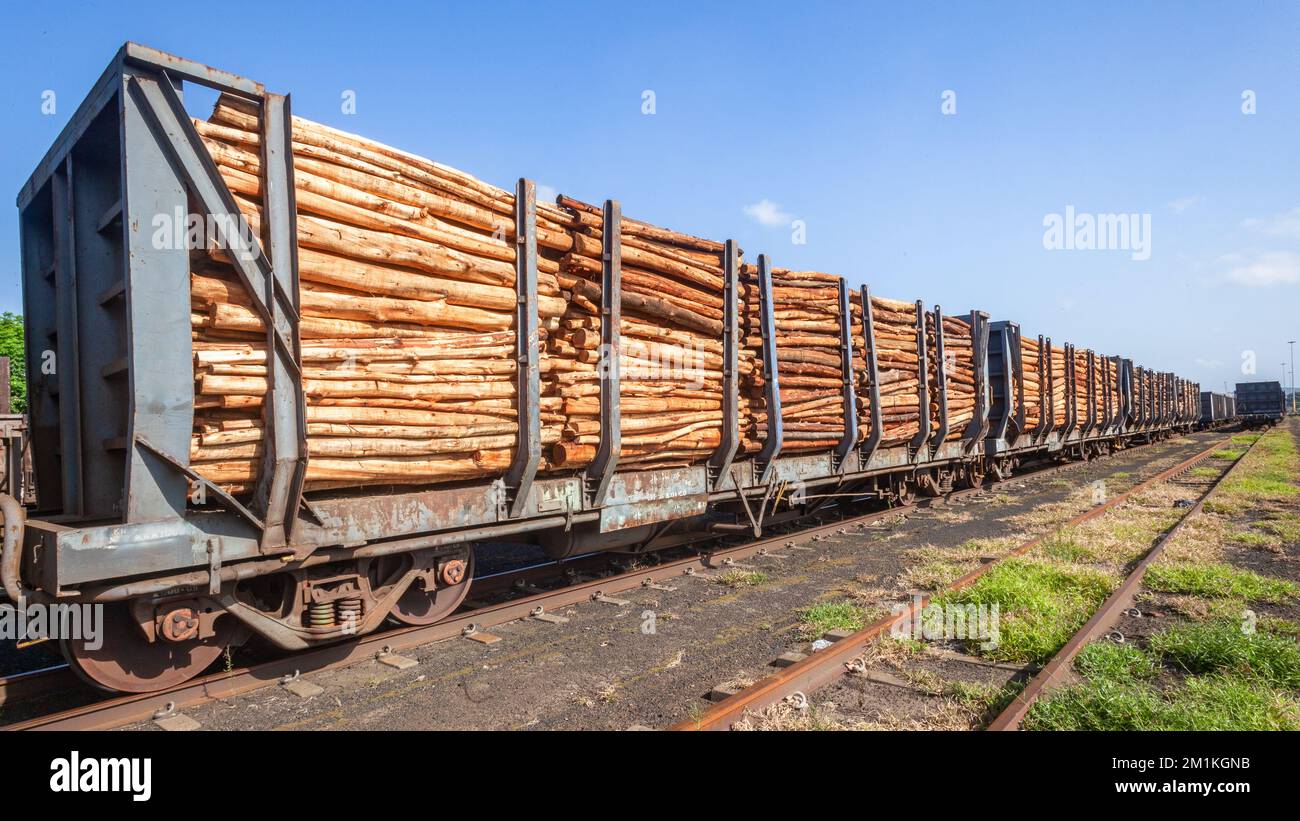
left=1050, top=345, right=1068, bottom=423
left=743, top=268, right=858, bottom=452
left=936, top=314, right=976, bottom=441
left=865, top=296, right=924, bottom=447
left=1093, top=356, right=1108, bottom=422
left=1020, top=335, right=1042, bottom=431
left=546, top=196, right=745, bottom=469
left=189, top=95, right=583, bottom=491
left=1073, top=349, right=1090, bottom=424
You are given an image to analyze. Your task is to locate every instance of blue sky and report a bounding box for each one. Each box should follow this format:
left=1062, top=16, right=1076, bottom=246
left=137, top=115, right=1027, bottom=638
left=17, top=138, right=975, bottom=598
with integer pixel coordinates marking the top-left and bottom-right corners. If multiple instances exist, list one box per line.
left=1, top=0, right=1297, bottom=390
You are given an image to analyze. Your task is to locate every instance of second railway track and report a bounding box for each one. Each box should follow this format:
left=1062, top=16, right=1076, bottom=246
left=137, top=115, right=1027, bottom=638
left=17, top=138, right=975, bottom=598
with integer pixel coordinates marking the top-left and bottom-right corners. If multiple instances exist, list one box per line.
left=673, top=435, right=1242, bottom=731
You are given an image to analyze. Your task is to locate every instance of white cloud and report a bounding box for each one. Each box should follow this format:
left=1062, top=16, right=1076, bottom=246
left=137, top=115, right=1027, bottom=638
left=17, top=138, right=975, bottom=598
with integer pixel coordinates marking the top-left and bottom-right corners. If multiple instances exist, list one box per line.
left=1193, top=357, right=1222, bottom=368
left=1219, top=250, right=1300, bottom=287
left=535, top=184, right=559, bottom=205
left=743, top=198, right=793, bottom=227
left=1242, top=207, right=1300, bottom=238
left=1168, top=195, right=1203, bottom=213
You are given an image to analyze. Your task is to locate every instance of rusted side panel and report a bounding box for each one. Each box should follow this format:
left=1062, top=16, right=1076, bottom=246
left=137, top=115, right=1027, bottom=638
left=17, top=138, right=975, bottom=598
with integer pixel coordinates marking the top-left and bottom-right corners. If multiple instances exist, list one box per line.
left=599, top=468, right=708, bottom=533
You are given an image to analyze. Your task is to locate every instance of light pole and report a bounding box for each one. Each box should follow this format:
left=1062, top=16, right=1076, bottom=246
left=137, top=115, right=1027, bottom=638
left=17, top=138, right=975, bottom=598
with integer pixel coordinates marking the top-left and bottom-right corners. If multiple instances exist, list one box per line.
left=1290, top=341, right=1296, bottom=414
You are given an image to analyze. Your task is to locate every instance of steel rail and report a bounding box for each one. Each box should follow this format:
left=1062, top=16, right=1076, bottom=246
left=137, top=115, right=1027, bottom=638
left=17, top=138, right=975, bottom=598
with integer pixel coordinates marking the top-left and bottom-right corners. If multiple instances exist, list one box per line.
left=672, top=437, right=1232, bottom=731
left=4, top=437, right=1206, bottom=730
left=0, top=665, right=77, bottom=707
left=985, top=431, right=1261, bottom=730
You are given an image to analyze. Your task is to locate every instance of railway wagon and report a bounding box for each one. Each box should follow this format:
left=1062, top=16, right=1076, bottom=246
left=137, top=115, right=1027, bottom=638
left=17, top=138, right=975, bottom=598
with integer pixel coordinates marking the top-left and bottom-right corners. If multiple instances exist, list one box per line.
left=1199, top=390, right=1235, bottom=428
left=1235, top=381, right=1285, bottom=426
left=5, top=45, right=1200, bottom=692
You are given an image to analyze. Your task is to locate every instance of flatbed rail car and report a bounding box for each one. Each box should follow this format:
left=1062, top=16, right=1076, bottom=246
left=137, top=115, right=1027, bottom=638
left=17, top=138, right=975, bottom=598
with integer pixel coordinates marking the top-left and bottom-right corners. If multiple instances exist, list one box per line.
left=1235, top=381, right=1285, bottom=426
left=1199, top=390, right=1236, bottom=429
left=5, top=45, right=1201, bottom=692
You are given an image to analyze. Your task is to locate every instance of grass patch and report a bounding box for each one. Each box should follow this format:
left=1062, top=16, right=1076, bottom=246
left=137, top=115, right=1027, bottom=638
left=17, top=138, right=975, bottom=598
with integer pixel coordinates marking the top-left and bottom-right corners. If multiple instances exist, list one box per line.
left=1026, top=675, right=1299, bottom=730
left=1148, top=621, right=1300, bottom=689
left=1027, top=635, right=1300, bottom=730
left=1075, top=641, right=1160, bottom=683
left=934, top=558, right=1113, bottom=663
left=796, top=600, right=864, bottom=639
left=1038, top=534, right=1094, bottom=563
left=1260, top=617, right=1300, bottom=638
left=1212, top=448, right=1245, bottom=460
left=899, top=559, right=968, bottom=590
left=715, top=569, right=769, bottom=588
left=1189, top=466, right=1219, bottom=479
left=1260, top=513, right=1300, bottom=542
left=1229, top=531, right=1279, bottom=550
left=1145, top=561, right=1298, bottom=603
left=1109, top=471, right=1131, bottom=480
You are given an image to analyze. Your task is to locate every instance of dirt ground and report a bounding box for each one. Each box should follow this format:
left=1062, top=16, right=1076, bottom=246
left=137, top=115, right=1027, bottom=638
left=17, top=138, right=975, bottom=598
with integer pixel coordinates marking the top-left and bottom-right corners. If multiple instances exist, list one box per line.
left=112, top=432, right=1226, bottom=731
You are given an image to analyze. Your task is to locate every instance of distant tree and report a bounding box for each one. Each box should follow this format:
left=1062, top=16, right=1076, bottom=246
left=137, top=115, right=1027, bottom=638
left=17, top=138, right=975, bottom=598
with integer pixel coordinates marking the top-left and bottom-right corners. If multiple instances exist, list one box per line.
left=0, top=313, right=26, bottom=413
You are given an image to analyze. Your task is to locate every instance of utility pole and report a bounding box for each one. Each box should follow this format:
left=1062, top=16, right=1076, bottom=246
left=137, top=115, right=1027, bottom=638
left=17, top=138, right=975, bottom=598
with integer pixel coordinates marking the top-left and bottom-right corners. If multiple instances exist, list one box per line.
left=1290, top=340, right=1296, bottom=414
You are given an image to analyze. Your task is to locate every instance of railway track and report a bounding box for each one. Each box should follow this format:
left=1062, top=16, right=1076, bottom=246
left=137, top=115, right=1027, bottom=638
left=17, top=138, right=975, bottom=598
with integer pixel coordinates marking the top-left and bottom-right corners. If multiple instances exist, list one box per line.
left=672, top=436, right=1237, bottom=731
left=0, top=435, right=1213, bottom=730
left=3, top=444, right=1127, bottom=730
left=985, top=430, right=1261, bottom=730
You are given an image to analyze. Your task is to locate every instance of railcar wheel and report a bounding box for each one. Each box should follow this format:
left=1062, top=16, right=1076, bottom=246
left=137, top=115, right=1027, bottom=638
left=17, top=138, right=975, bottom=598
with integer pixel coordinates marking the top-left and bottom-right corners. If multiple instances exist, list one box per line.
left=960, top=461, right=986, bottom=490
left=891, top=476, right=914, bottom=506
left=61, top=601, right=235, bottom=693
left=389, top=549, right=474, bottom=626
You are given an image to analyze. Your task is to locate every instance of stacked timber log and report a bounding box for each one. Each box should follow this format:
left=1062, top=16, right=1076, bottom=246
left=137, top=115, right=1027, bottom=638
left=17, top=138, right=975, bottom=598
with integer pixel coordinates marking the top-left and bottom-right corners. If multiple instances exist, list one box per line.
left=1020, top=335, right=1042, bottom=431
left=742, top=268, right=858, bottom=452
left=1050, top=345, right=1068, bottom=424
left=1093, top=356, right=1108, bottom=422
left=937, top=314, right=976, bottom=441
left=546, top=196, right=744, bottom=469
left=189, top=94, right=583, bottom=491
left=866, top=297, right=924, bottom=447
left=1073, top=349, right=1090, bottom=425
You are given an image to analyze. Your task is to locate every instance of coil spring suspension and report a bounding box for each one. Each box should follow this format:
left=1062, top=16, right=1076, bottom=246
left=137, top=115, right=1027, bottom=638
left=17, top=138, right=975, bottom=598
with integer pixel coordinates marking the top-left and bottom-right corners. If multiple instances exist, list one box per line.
left=336, top=598, right=363, bottom=630
left=307, top=600, right=336, bottom=628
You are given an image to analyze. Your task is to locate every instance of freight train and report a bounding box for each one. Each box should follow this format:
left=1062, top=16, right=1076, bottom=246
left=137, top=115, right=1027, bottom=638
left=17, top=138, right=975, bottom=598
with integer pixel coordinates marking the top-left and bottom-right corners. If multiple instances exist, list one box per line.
left=5, top=45, right=1208, bottom=692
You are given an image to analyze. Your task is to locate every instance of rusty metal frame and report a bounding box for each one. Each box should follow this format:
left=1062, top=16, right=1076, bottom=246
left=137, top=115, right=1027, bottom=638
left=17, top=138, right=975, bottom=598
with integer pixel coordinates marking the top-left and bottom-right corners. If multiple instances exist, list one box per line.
left=1035, top=335, right=1054, bottom=445
left=1083, top=349, right=1096, bottom=437
left=985, top=320, right=1019, bottom=446
left=502, top=178, right=541, bottom=518
left=929, top=306, right=949, bottom=456
left=586, top=199, right=622, bottom=506
left=754, top=255, right=782, bottom=484
left=908, top=300, right=930, bottom=460
left=251, top=92, right=308, bottom=550
left=857, top=286, right=883, bottom=466
left=126, top=72, right=307, bottom=549
left=706, top=240, right=740, bottom=490
left=1007, top=323, right=1025, bottom=443
left=963, top=310, right=990, bottom=452
left=832, top=280, right=858, bottom=473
